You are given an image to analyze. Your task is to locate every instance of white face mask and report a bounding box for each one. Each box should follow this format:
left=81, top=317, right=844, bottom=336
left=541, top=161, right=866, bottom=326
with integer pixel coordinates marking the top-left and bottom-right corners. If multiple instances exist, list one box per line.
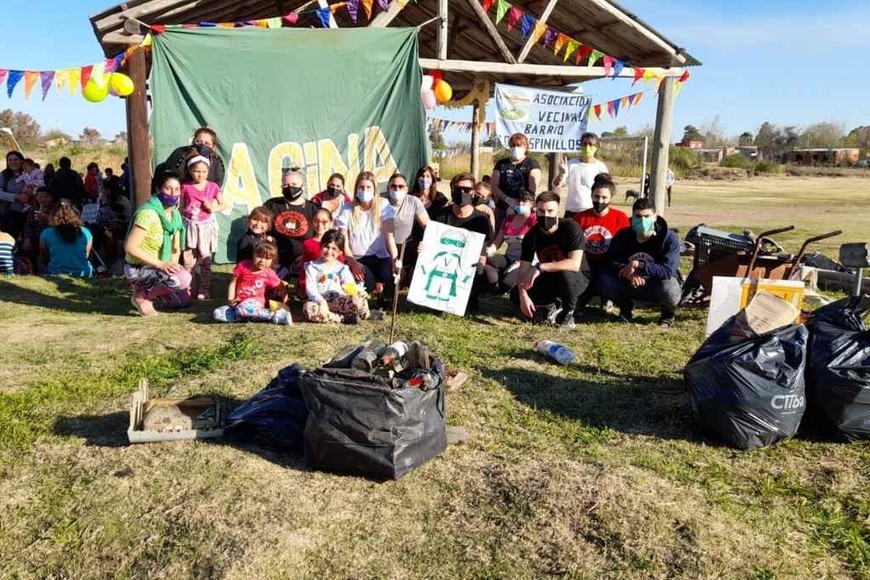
left=388, top=190, right=406, bottom=206
left=356, top=189, right=374, bottom=203
left=510, top=146, right=525, bottom=162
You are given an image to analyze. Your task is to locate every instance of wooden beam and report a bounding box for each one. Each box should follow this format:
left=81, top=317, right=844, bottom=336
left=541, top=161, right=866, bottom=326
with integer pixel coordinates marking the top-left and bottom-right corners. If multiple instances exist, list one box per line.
left=437, top=0, right=448, bottom=60
left=584, top=0, right=686, bottom=66
left=125, top=47, right=152, bottom=208
left=517, top=0, right=558, bottom=63
left=470, top=100, right=482, bottom=179
left=317, top=0, right=337, bottom=28
left=419, top=58, right=682, bottom=79
left=650, top=76, right=675, bottom=216
left=370, top=0, right=407, bottom=27
left=464, top=0, right=516, bottom=64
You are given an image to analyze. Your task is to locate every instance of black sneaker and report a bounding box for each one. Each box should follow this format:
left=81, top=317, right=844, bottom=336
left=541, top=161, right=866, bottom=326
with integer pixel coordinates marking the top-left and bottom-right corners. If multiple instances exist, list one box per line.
left=559, top=313, right=576, bottom=330
left=544, top=299, right=564, bottom=326
left=658, top=313, right=675, bottom=328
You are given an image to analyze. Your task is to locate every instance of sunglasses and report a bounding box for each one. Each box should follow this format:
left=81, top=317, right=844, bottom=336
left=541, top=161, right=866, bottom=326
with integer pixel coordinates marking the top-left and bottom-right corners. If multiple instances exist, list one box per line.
left=454, top=186, right=473, bottom=194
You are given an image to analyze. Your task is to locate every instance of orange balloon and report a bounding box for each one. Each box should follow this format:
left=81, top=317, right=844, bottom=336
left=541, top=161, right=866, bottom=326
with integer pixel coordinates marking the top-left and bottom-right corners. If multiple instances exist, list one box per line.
left=434, top=80, right=452, bottom=103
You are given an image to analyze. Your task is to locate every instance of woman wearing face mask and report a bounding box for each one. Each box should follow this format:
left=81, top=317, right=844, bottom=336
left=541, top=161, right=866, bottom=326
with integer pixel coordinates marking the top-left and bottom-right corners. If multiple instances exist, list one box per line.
left=553, top=132, right=609, bottom=217
left=311, top=173, right=351, bottom=216
left=484, top=190, right=537, bottom=294
left=491, top=133, right=542, bottom=229
left=471, top=181, right=496, bottom=233
left=335, top=171, right=394, bottom=295
left=384, top=172, right=429, bottom=286
left=0, top=151, right=29, bottom=238
left=263, top=168, right=318, bottom=274
left=123, top=170, right=192, bottom=317
left=410, top=166, right=449, bottom=214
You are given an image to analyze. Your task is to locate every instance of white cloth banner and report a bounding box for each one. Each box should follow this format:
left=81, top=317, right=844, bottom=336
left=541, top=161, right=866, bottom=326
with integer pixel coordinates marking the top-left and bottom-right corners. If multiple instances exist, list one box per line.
left=407, top=221, right=485, bottom=316
left=494, top=83, right=591, bottom=153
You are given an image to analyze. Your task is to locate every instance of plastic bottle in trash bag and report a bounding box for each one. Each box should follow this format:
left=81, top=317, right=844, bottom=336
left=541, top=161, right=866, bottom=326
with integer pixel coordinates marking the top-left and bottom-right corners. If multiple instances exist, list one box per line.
left=535, top=340, right=576, bottom=365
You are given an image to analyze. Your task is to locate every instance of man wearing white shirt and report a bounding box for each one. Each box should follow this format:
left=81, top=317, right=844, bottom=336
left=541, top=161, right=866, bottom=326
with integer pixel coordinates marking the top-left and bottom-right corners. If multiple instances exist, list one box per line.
left=553, top=132, right=608, bottom=217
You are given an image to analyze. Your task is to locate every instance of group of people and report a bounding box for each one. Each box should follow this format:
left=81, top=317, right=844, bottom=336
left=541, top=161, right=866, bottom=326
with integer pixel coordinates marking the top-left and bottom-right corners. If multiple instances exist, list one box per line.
left=2, top=126, right=682, bottom=327
left=0, top=150, right=132, bottom=277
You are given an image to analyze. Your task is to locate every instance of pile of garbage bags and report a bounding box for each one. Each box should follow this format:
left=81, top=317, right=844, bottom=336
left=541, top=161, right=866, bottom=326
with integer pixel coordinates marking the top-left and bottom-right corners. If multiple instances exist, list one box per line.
left=685, top=296, right=870, bottom=449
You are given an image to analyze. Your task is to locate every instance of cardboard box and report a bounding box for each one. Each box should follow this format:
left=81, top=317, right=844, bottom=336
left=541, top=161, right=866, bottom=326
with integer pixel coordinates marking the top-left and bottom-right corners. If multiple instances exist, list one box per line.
left=128, top=378, right=224, bottom=444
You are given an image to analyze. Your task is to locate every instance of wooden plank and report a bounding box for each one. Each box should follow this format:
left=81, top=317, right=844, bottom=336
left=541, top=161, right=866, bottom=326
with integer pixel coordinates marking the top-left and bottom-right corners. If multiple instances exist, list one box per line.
left=517, top=0, right=558, bottom=63
left=470, top=100, right=481, bottom=179
left=370, top=0, right=408, bottom=27
left=419, top=57, right=682, bottom=79
left=464, top=0, right=516, bottom=64
left=583, top=0, right=685, bottom=65
left=437, top=0, right=448, bottom=60
left=649, top=76, right=675, bottom=216
left=125, top=47, right=153, bottom=209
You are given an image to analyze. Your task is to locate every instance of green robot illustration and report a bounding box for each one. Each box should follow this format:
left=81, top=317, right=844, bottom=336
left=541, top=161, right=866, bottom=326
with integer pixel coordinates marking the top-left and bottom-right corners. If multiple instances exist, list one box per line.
left=420, top=230, right=474, bottom=303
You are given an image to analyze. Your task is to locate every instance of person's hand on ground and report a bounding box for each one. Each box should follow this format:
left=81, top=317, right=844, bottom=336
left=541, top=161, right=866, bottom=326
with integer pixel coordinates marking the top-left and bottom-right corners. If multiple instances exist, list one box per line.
left=519, top=291, right=536, bottom=319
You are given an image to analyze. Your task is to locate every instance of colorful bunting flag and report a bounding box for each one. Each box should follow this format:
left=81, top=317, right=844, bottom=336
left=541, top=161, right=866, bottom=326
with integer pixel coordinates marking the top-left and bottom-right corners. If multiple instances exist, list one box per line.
left=282, top=11, right=300, bottom=25
left=620, top=96, right=631, bottom=109
left=588, top=49, right=603, bottom=67
left=315, top=7, right=331, bottom=27
left=23, top=70, right=38, bottom=101
left=81, top=65, right=94, bottom=90
left=267, top=17, right=282, bottom=28
left=495, top=0, right=509, bottom=25
left=361, top=0, right=373, bottom=20
left=553, top=33, right=568, bottom=56
left=603, top=55, right=613, bottom=77
left=612, top=59, right=625, bottom=79
left=104, top=58, right=117, bottom=74
left=507, top=6, right=522, bottom=31
left=607, top=100, right=616, bottom=118
left=345, top=0, right=358, bottom=22
left=0, top=70, right=7, bottom=89
left=574, top=45, right=592, bottom=65
left=67, top=68, right=81, bottom=95
left=642, top=69, right=657, bottom=83
left=377, top=0, right=389, bottom=9
left=40, top=71, right=54, bottom=101
left=632, top=92, right=643, bottom=106
left=593, top=104, right=602, bottom=120
left=564, top=39, right=579, bottom=62
left=217, top=22, right=235, bottom=28
left=482, top=0, right=495, bottom=11
left=519, top=13, right=534, bottom=38
left=632, top=67, right=645, bottom=85
left=679, top=70, right=690, bottom=84
left=612, top=98, right=621, bottom=117
left=542, top=27, right=556, bottom=47
left=6, top=70, right=23, bottom=98
left=531, top=22, right=547, bottom=45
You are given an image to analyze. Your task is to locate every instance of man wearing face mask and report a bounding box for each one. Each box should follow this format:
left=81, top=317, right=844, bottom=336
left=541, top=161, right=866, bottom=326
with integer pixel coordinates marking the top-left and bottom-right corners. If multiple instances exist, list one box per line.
left=491, top=133, right=542, bottom=229
left=384, top=172, right=429, bottom=285
left=263, top=168, right=318, bottom=274
left=512, top=191, right=589, bottom=328
left=601, top=197, right=682, bottom=327
left=431, top=173, right=495, bottom=311
left=553, top=132, right=608, bottom=218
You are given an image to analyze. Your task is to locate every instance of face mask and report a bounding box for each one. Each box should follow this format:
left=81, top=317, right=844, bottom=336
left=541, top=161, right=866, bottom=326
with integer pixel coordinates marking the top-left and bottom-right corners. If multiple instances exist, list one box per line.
left=451, top=188, right=473, bottom=207
left=472, top=195, right=486, bottom=206
left=515, top=205, right=530, bottom=216
left=418, top=176, right=432, bottom=190
left=582, top=145, right=598, bottom=160
left=631, top=216, right=655, bottom=235
left=282, top=185, right=304, bottom=201
left=388, top=190, right=406, bottom=206
left=510, top=146, right=525, bottom=162
left=592, top=201, right=609, bottom=213
left=157, top=193, right=180, bottom=207
left=537, top=215, right=558, bottom=231
left=326, top=185, right=341, bottom=198
left=356, top=189, right=374, bottom=203
left=195, top=144, right=214, bottom=158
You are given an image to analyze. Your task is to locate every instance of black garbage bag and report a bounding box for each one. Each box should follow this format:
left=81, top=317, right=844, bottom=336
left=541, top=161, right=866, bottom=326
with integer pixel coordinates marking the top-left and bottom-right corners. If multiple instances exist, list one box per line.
left=806, top=296, right=870, bottom=440
left=300, top=359, right=447, bottom=481
left=224, top=363, right=309, bottom=452
left=684, top=312, right=808, bottom=449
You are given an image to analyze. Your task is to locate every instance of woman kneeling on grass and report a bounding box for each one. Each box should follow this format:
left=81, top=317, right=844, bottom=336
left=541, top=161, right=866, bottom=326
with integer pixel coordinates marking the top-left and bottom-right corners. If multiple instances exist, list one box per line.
left=123, top=171, right=191, bottom=317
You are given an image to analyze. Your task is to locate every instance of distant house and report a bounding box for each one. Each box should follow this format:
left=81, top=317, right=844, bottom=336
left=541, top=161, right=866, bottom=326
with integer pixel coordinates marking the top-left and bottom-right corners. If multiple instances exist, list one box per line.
left=736, top=146, right=759, bottom=160
left=677, top=139, right=705, bottom=149
left=786, top=148, right=860, bottom=166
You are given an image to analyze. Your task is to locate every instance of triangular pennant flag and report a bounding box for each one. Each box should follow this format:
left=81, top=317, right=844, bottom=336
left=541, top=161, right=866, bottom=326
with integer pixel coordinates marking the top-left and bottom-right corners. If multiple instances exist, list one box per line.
left=140, top=33, right=152, bottom=48
left=104, top=58, right=117, bottom=74
left=553, top=33, right=568, bottom=56
left=182, top=23, right=198, bottom=29
left=542, top=27, right=557, bottom=47
left=632, top=67, right=644, bottom=86
left=588, top=49, right=603, bottom=67
left=564, top=39, right=579, bottom=62
left=361, top=0, right=373, bottom=20
left=67, top=68, right=81, bottom=95
left=254, top=19, right=270, bottom=28
left=679, top=70, right=690, bottom=84
left=54, top=69, right=67, bottom=93
left=282, top=11, right=300, bottom=25
left=315, top=7, right=332, bottom=27
left=377, top=0, right=389, bottom=9
left=40, top=71, right=54, bottom=101
left=642, top=69, right=657, bottom=83
left=91, top=62, right=106, bottom=85
left=114, top=53, right=125, bottom=71
left=675, top=81, right=685, bottom=97
left=612, top=99, right=621, bottom=117
left=23, top=71, right=38, bottom=101
left=593, top=104, right=602, bottom=120
left=603, top=55, right=614, bottom=77
left=531, top=22, right=547, bottom=45
left=482, top=0, right=496, bottom=11
left=6, top=70, right=24, bottom=98
left=620, top=96, right=631, bottom=109
left=607, top=100, right=616, bottom=118
left=507, top=7, right=522, bottom=31
left=199, top=21, right=217, bottom=27
left=267, top=17, right=282, bottom=28
left=345, top=0, right=358, bottom=22
left=81, top=65, right=94, bottom=90
left=574, top=44, right=592, bottom=65
left=519, top=13, right=534, bottom=38
left=612, top=59, right=625, bottom=79
left=632, top=92, right=644, bottom=106
left=0, top=70, right=7, bottom=89
left=150, top=24, right=166, bottom=35
left=495, top=0, right=509, bottom=25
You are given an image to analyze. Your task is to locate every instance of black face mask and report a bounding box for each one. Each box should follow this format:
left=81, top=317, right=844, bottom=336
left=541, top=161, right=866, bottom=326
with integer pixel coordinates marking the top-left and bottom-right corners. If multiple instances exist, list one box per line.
left=537, top=215, right=558, bottom=231
left=592, top=201, right=609, bottom=213
left=282, top=185, right=304, bottom=201
left=472, top=195, right=485, bottom=206
left=452, top=188, right=473, bottom=207
left=195, top=144, right=215, bottom=158
left=326, top=185, right=341, bottom=197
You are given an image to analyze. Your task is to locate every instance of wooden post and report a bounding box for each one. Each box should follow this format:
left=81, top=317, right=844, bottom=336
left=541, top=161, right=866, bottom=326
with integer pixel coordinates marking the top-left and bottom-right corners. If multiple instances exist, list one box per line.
left=650, top=76, right=675, bottom=216
left=470, top=100, right=481, bottom=179
left=126, top=47, right=152, bottom=208
left=437, top=0, right=448, bottom=60
left=548, top=153, right=563, bottom=191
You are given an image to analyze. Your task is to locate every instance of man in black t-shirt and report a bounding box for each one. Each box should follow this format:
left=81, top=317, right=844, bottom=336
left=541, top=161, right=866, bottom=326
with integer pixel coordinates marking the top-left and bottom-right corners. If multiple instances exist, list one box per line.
left=511, top=191, right=590, bottom=329
left=262, top=168, right=318, bottom=276
left=491, top=133, right=541, bottom=227
left=431, top=172, right=494, bottom=311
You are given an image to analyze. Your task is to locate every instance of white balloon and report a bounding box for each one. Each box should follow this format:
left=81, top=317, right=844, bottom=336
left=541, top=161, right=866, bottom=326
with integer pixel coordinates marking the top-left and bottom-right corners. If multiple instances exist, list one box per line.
left=422, top=89, right=436, bottom=110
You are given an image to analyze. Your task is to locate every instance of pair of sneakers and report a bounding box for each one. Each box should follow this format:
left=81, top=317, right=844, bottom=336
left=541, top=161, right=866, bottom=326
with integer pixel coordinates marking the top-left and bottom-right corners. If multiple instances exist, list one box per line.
left=535, top=299, right=576, bottom=330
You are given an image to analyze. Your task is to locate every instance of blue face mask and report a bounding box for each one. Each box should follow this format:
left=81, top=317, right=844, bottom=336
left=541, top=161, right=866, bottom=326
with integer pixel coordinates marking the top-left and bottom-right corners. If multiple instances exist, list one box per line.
left=631, top=215, right=655, bottom=235
left=356, top=189, right=374, bottom=203
left=515, top=204, right=530, bottom=216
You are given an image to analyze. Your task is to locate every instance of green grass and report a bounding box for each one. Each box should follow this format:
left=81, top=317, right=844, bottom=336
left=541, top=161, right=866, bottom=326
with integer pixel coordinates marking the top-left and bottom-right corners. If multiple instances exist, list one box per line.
left=1, top=176, right=870, bottom=578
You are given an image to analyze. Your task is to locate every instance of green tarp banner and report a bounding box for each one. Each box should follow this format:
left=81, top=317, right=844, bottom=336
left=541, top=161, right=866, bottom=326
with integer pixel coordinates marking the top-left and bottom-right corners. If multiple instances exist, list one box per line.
left=150, top=27, right=428, bottom=262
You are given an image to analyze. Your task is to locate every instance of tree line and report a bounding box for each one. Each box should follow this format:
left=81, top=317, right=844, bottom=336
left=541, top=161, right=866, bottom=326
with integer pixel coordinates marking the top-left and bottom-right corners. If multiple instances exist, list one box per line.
left=0, top=108, right=126, bottom=148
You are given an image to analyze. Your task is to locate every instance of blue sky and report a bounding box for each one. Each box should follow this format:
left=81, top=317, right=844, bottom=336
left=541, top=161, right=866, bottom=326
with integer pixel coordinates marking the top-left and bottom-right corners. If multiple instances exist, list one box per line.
left=0, top=0, right=866, bottom=141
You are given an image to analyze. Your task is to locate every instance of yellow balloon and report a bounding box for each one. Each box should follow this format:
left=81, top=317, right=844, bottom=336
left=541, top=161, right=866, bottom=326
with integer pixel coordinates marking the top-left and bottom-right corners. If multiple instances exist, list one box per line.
left=434, top=80, right=453, bottom=103
left=110, top=73, right=135, bottom=97
left=83, top=78, right=109, bottom=103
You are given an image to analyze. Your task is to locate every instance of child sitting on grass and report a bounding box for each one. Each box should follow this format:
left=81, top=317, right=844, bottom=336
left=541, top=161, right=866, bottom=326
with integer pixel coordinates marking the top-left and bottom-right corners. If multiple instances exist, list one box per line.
left=303, top=229, right=369, bottom=324
left=213, top=240, right=291, bottom=325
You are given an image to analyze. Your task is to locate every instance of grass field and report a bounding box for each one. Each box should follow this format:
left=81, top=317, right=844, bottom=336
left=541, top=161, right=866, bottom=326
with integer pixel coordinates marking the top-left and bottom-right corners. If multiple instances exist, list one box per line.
left=1, top=176, right=869, bottom=579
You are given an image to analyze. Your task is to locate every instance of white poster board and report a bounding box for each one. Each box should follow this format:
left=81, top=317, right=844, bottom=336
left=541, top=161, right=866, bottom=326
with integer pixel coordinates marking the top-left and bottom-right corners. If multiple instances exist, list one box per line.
left=407, top=221, right=485, bottom=316
left=494, top=83, right=591, bottom=152
left=706, top=276, right=805, bottom=336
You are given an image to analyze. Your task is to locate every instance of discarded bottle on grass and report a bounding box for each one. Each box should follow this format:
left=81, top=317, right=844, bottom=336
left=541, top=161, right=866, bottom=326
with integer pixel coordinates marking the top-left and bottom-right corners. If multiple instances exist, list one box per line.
left=535, top=340, right=576, bottom=366
left=379, top=341, right=409, bottom=366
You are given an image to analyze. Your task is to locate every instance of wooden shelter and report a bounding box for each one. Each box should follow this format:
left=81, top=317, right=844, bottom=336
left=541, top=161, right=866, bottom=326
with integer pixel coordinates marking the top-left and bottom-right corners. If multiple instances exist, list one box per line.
left=90, top=0, right=699, bottom=213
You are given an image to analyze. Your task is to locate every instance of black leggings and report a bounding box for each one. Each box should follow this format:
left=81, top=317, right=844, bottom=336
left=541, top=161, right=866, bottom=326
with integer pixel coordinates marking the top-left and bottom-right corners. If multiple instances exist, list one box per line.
left=510, top=269, right=590, bottom=315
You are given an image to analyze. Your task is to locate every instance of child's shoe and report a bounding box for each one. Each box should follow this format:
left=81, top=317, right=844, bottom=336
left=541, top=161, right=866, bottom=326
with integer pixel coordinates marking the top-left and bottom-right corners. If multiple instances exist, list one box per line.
left=272, top=309, right=292, bottom=325
left=131, top=294, right=158, bottom=317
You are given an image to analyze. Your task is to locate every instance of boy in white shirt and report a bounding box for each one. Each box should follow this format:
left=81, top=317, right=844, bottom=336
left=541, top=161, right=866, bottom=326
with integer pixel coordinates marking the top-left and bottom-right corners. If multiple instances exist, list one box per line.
left=553, top=132, right=608, bottom=217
